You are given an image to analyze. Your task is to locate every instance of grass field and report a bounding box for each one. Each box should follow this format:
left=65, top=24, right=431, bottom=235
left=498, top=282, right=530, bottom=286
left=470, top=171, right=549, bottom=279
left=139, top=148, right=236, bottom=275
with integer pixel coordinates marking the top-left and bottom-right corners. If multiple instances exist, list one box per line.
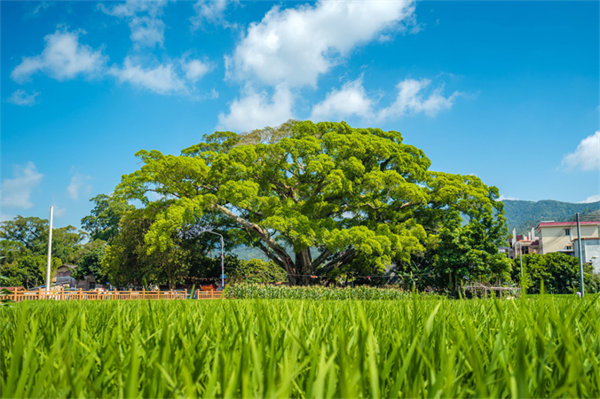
left=1, top=296, right=599, bottom=398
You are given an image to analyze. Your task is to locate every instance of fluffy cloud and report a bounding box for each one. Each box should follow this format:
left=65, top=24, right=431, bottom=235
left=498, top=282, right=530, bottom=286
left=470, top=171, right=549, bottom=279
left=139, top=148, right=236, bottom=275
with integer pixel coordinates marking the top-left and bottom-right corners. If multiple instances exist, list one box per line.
left=229, top=0, right=415, bottom=88
left=218, top=85, right=294, bottom=132
left=99, top=0, right=169, bottom=48
left=67, top=173, right=92, bottom=201
left=562, top=131, right=600, bottom=171
left=191, top=0, right=235, bottom=29
left=0, top=162, right=43, bottom=209
left=498, top=194, right=519, bottom=201
left=378, top=78, right=459, bottom=119
left=181, top=58, right=211, bottom=83
left=8, top=89, right=39, bottom=106
left=109, top=57, right=187, bottom=94
left=11, top=31, right=106, bottom=82
left=310, top=79, right=373, bottom=121
left=129, top=16, right=165, bottom=47
left=311, top=77, right=459, bottom=122
left=581, top=194, right=600, bottom=203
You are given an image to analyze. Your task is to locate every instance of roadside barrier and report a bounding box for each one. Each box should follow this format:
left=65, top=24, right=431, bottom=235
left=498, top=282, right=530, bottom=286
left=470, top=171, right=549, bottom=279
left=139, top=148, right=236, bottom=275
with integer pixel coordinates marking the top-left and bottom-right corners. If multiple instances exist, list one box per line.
left=6, top=287, right=223, bottom=302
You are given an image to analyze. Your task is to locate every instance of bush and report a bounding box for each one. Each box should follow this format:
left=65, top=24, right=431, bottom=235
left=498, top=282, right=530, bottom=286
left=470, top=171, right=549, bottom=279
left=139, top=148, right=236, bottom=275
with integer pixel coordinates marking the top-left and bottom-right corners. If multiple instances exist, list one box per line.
left=226, top=283, right=426, bottom=300
left=512, top=252, right=600, bottom=294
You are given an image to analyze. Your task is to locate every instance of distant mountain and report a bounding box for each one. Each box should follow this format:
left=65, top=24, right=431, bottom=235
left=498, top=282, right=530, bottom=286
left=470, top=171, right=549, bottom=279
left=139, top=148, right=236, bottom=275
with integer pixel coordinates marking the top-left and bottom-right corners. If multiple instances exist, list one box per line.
left=502, top=199, right=600, bottom=234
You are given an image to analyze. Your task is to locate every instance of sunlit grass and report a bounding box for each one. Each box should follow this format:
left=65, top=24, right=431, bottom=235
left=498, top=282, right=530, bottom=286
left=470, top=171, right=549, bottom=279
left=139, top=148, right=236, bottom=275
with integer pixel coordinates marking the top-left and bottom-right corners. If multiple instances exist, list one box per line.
left=1, top=295, right=599, bottom=398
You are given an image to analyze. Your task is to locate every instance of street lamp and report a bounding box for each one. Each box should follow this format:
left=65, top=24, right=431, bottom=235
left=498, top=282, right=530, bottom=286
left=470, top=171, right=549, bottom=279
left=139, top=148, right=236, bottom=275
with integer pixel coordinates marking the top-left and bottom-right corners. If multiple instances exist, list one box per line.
left=198, top=228, right=225, bottom=289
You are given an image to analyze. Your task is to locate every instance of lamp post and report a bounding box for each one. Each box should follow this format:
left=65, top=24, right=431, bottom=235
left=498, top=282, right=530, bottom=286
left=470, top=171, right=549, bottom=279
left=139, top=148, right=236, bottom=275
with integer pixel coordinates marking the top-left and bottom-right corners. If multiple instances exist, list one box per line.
left=199, top=228, right=225, bottom=289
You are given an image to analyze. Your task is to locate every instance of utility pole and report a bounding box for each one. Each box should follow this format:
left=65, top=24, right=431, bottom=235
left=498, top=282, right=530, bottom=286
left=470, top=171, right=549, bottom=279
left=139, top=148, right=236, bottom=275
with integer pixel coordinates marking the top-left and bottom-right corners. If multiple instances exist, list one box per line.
left=576, top=213, right=585, bottom=297
left=46, top=206, right=54, bottom=292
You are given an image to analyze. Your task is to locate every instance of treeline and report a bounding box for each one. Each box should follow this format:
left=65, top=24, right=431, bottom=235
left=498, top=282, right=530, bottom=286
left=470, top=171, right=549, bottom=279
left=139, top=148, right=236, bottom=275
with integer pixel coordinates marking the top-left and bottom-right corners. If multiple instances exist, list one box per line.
left=0, top=195, right=286, bottom=289
left=2, top=121, right=598, bottom=294
left=1, top=204, right=598, bottom=294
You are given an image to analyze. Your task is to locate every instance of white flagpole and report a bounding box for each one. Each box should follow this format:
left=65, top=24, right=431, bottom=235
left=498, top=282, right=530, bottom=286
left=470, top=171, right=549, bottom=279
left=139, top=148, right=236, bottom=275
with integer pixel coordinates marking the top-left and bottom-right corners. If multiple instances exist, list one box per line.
left=46, top=206, right=54, bottom=292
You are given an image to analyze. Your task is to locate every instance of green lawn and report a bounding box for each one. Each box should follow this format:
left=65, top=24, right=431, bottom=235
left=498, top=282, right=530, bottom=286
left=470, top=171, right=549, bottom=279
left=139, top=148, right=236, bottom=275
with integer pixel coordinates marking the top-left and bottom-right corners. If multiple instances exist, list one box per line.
left=1, top=296, right=599, bottom=398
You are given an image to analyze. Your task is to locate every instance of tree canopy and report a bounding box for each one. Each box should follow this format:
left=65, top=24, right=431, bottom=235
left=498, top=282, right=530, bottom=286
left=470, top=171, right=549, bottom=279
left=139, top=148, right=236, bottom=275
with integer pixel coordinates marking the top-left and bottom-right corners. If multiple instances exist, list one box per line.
left=0, top=216, right=85, bottom=287
left=115, top=121, right=507, bottom=285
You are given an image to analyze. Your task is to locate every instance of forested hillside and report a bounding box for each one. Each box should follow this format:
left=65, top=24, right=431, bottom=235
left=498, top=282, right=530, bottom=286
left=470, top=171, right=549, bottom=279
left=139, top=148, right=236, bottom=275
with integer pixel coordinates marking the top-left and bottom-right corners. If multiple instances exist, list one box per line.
left=503, top=200, right=600, bottom=233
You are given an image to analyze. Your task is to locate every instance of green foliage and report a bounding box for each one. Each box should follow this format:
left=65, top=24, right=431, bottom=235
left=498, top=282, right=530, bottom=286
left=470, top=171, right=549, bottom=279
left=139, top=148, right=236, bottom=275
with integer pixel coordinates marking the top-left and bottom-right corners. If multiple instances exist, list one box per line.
left=227, top=283, right=418, bottom=299
left=72, top=240, right=108, bottom=282
left=81, top=194, right=135, bottom=242
left=115, top=120, right=505, bottom=285
left=231, top=259, right=288, bottom=283
left=512, top=252, right=600, bottom=294
left=503, top=199, right=600, bottom=234
left=0, top=216, right=85, bottom=288
left=2, top=297, right=600, bottom=397
left=102, top=207, right=181, bottom=288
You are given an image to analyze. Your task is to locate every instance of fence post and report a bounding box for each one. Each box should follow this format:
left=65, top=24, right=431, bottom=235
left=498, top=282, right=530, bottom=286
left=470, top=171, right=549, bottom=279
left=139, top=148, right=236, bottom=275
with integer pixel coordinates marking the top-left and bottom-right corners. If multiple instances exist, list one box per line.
left=61, top=286, right=64, bottom=300
left=129, top=288, right=133, bottom=300
left=170, top=289, right=173, bottom=299
left=78, top=288, right=82, bottom=300
left=38, top=287, right=42, bottom=300
left=157, top=288, right=160, bottom=300
left=12, top=287, right=18, bottom=302
left=142, top=288, right=145, bottom=300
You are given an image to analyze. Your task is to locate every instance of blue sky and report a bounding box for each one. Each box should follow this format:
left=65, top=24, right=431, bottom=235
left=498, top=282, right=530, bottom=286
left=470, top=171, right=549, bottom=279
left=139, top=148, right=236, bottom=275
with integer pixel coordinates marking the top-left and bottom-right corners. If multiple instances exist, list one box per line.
left=1, top=0, right=599, bottom=229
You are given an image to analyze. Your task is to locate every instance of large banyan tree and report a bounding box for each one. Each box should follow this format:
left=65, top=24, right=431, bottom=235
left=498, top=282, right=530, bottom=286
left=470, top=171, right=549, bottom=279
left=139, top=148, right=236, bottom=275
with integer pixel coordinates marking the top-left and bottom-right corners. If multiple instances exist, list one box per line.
left=116, top=121, right=505, bottom=284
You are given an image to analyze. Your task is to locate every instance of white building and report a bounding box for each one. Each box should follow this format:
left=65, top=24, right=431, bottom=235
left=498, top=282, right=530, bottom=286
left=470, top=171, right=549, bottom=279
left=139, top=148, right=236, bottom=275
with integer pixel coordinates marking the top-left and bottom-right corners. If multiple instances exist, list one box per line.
left=573, top=238, right=600, bottom=273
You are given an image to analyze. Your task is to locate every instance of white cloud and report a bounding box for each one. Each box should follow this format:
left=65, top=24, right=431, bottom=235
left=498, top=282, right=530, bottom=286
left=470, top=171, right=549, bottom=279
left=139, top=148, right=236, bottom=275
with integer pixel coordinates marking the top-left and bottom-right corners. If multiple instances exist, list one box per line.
left=67, top=173, right=92, bottom=201
left=310, top=77, right=459, bottom=123
left=53, top=206, right=67, bottom=218
left=378, top=78, right=459, bottom=119
left=11, top=31, right=106, bottom=82
left=310, top=78, right=373, bottom=121
left=109, top=57, right=186, bottom=94
left=181, top=58, right=211, bottom=83
left=0, top=162, right=43, bottom=209
left=581, top=194, right=600, bottom=204
left=191, top=0, right=235, bottom=29
left=498, top=194, right=519, bottom=201
left=229, top=0, right=415, bottom=88
left=218, top=85, right=294, bottom=132
left=99, top=0, right=169, bottom=48
left=129, top=16, right=165, bottom=48
left=562, top=131, right=600, bottom=171
left=30, top=2, right=51, bottom=17
left=8, top=89, right=39, bottom=106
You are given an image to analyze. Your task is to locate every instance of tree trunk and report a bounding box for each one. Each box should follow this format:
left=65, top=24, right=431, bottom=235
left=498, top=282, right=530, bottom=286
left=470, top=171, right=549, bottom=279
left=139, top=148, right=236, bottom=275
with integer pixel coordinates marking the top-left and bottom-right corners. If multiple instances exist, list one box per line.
left=294, top=249, right=312, bottom=285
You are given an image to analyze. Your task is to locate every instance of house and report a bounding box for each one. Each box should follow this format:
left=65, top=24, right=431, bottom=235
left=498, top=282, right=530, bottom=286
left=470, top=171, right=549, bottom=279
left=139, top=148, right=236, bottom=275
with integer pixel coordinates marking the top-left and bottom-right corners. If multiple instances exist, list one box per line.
left=573, top=237, right=600, bottom=273
left=508, top=228, right=540, bottom=258
left=535, top=221, right=600, bottom=255
left=54, top=264, right=97, bottom=290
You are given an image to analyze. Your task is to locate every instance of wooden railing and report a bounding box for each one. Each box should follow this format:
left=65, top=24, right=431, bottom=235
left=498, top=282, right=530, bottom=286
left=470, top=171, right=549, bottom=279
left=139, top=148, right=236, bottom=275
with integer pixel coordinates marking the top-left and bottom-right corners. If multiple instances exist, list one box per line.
left=6, top=287, right=224, bottom=302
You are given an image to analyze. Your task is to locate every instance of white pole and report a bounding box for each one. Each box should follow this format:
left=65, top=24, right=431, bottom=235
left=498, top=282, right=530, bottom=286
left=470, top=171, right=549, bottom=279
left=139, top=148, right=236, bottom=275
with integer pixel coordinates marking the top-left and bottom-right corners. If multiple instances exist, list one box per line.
left=46, top=206, right=54, bottom=292
left=576, top=213, right=585, bottom=297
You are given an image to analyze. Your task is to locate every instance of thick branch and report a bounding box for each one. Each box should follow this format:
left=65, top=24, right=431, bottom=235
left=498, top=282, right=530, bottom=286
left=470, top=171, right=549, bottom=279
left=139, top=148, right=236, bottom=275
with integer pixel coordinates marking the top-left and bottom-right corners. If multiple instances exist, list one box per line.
left=213, top=203, right=291, bottom=266
left=253, top=240, right=292, bottom=274
left=321, top=248, right=357, bottom=273
left=311, top=249, right=332, bottom=270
